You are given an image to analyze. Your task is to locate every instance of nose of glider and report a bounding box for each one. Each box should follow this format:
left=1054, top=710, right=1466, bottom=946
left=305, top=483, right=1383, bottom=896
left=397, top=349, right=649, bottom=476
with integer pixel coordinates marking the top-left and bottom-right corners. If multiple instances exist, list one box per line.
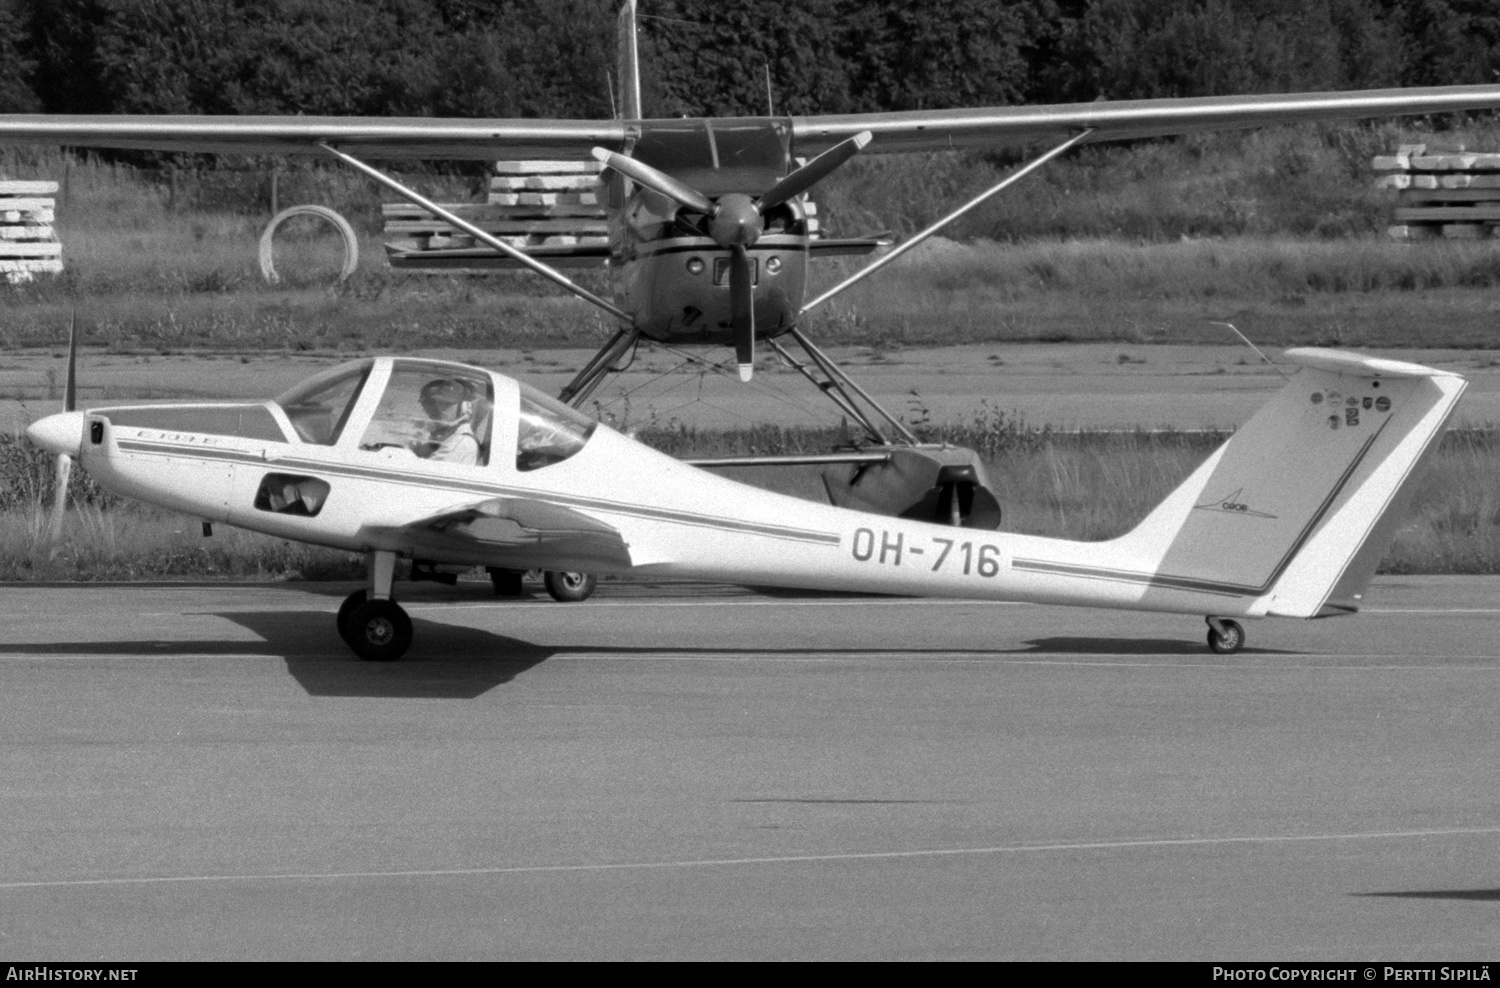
left=26, top=411, right=85, bottom=458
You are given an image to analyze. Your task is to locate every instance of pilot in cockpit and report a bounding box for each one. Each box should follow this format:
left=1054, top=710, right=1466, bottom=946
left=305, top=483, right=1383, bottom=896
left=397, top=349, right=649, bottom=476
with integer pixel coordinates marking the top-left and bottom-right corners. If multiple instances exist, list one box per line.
left=415, top=378, right=484, bottom=465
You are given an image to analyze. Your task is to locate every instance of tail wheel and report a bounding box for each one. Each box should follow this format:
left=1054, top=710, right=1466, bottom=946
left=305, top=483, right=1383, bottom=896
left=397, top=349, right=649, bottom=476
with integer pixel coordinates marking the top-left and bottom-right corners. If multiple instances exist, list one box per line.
left=545, top=571, right=597, bottom=603
left=1206, top=618, right=1246, bottom=655
left=345, top=599, right=413, bottom=661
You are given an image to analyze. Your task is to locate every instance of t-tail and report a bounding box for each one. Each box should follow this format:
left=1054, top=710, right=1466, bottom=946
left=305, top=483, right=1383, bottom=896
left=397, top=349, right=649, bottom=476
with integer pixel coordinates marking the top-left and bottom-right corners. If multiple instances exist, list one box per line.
left=1029, top=348, right=1464, bottom=619
left=617, top=0, right=642, bottom=120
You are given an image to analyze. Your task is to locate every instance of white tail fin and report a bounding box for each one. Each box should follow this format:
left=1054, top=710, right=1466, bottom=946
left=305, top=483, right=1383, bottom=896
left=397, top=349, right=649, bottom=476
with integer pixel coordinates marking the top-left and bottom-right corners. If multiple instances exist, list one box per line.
left=617, top=0, right=642, bottom=120
left=1089, top=348, right=1465, bottom=617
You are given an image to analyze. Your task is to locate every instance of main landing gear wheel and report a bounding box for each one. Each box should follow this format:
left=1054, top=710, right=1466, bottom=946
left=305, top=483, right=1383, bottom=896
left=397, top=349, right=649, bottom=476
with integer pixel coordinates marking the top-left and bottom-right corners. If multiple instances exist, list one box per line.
left=336, top=589, right=368, bottom=644
left=1206, top=618, right=1246, bottom=655
left=545, top=571, right=597, bottom=602
left=344, top=598, right=413, bottom=661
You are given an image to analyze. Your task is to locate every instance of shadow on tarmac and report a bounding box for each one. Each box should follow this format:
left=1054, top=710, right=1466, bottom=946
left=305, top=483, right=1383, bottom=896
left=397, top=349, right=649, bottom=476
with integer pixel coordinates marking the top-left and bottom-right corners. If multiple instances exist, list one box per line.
left=1018, top=636, right=1291, bottom=655
left=0, top=610, right=551, bottom=700
left=1357, top=889, right=1500, bottom=901
left=0, top=608, right=1286, bottom=700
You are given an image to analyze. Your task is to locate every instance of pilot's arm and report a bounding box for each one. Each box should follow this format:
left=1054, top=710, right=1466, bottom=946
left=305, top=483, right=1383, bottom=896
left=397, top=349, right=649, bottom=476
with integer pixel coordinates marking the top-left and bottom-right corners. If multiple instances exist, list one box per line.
left=431, top=427, right=479, bottom=465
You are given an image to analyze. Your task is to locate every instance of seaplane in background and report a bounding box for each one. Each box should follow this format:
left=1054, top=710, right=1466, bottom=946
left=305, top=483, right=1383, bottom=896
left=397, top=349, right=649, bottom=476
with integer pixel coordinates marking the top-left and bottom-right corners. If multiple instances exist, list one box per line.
left=5, top=0, right=1500, bottom=529
left=24, top=343, right=1466, bottom=660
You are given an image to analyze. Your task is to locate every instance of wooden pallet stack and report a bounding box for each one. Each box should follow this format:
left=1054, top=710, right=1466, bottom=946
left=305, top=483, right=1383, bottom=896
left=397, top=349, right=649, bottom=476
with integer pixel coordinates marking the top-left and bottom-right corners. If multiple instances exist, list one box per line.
left=0, top=180, right=62, bottom=283
left=1374, top=143, right=1500, bottom=239
left=383, top=160, right=609, bottom=261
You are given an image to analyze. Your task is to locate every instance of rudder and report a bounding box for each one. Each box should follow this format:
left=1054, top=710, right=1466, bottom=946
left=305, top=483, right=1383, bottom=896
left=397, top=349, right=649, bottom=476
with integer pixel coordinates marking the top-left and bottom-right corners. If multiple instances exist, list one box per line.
left=1107, top=348, right=1464, bottom=615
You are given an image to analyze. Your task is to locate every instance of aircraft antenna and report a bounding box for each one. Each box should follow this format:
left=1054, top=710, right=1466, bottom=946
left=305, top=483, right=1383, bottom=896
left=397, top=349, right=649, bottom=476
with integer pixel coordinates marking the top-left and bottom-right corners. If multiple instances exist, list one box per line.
left=765, top=62, right=774, bottom=116
left=605, top=70, right=617, bottom=120
left=1209, top=321, right=1290, bottom=381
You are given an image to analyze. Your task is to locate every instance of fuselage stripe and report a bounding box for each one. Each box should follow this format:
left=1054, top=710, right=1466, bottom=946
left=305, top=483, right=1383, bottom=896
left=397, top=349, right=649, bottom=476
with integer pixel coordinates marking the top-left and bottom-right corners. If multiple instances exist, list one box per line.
left=110, top=436, right=841, bottom=546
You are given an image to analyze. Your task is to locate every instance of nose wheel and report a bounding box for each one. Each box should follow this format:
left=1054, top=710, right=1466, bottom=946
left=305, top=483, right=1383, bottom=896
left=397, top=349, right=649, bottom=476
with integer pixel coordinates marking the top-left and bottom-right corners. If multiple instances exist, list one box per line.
left=337, top=550, right=413, bottom=661
left=1206, top=617, right=1245, bottom=655
left=339, top=594, right=413, bottom=661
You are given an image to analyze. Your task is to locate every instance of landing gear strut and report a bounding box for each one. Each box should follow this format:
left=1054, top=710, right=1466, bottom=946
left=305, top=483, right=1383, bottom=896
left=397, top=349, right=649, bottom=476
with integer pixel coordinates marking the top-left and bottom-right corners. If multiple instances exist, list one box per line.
left=1206, top=617, right=1246, bottom=655
left=338, top=550, right=414, bottom=661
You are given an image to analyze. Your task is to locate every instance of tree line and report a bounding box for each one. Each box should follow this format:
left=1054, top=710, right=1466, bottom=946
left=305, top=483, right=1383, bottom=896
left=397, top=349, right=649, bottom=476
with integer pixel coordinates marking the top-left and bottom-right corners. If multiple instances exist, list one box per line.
left=1, top=0, right=1498, bottom=120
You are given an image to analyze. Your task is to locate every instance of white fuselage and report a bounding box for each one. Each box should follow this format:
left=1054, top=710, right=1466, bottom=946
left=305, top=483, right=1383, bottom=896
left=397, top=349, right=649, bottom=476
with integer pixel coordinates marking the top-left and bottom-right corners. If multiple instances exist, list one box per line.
left=39, top=351, right=1464, bottom=627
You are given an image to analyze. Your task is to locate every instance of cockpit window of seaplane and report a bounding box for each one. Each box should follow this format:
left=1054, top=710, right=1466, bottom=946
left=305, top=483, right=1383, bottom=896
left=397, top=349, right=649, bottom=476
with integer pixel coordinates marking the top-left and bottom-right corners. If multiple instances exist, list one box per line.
left=274, top=360, right=372, bottom=445
left=357, top=361, right=495, bottom=467
left=515, top=381, right=596, bottom=472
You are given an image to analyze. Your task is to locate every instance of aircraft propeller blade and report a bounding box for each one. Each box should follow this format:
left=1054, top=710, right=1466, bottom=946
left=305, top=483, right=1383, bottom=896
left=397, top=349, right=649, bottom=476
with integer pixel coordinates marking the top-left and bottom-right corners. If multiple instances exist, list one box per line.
left=758, top=130, right=871, bottom=213
left=64, top=310, right=78, bottom=413
left=48, top=312, right=80, bottom=543
left=590, top=147, right=716, bottom=216
left=729, top=245, right=755, bottom=382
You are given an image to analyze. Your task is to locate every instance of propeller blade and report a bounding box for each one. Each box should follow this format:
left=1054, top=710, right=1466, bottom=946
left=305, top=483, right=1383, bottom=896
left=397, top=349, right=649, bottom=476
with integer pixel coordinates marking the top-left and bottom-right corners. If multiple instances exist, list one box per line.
left=590, top=147, right=716, bottom=216
left=729, top=246, right=755, bottom=382
left=48, top=453, right=71, bottom=544
left=49, top=311, right=81, bottom=544
left=758, top=130, right=871, bottom=213
left=64, top=309, right=78, bottom=412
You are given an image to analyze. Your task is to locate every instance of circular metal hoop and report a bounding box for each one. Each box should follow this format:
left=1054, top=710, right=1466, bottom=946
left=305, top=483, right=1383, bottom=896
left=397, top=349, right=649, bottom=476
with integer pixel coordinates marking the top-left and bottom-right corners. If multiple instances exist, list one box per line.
left=258, top=204, right=359, bottom=284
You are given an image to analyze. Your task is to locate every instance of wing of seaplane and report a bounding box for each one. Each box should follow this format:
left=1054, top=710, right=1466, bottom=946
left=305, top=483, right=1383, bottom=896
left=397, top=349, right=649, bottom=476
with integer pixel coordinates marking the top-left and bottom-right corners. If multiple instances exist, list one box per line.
left=4, top=85, right=1500, bottom=159
left=791, top=86, right=1500, bottom=155
left=358, top=495, right=633, bottom=574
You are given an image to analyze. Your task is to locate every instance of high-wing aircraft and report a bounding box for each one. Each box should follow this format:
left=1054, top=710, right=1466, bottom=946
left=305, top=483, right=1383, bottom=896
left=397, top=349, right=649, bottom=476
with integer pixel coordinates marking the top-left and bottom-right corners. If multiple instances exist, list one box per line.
left=5, top=0, right=1500, bottom=526
left=24, top=347, right=1465, bottom=661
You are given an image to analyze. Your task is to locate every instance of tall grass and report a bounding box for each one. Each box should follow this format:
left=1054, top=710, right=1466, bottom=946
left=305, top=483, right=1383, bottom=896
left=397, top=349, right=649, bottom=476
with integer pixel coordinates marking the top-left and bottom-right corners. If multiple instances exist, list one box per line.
left=799, top=235, right=1500, bottom=348
left=0, top=501, right=366, bottom=582
left=1383, top=431, right=1500, bottom=574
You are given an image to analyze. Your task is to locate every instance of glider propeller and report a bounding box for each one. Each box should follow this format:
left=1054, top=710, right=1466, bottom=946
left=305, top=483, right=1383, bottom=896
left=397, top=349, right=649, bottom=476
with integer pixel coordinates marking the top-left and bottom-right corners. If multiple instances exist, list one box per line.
left=48, top=313, right=79, bottom=543
left=592, top=130, right=872, bottom=381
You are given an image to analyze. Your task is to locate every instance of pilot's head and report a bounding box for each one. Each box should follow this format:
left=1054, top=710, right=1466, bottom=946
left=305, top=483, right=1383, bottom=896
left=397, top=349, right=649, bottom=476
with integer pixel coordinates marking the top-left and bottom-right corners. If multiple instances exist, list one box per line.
left=419, top=378, right=474, bottom=425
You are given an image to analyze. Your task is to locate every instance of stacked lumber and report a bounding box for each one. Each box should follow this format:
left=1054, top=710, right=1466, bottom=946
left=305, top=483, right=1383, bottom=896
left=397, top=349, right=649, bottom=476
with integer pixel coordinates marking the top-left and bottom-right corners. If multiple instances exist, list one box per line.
left=1374, top=144, right=1500, bottom=239
left=0, top=180, right=61, bottom=283
left=383, top=160, right=608, bottom=260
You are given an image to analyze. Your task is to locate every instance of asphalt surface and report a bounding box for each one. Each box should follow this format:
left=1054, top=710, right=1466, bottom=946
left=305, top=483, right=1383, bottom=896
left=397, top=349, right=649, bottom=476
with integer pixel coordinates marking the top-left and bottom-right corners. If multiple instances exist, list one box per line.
left=2, top=576, right=1499, bottom=960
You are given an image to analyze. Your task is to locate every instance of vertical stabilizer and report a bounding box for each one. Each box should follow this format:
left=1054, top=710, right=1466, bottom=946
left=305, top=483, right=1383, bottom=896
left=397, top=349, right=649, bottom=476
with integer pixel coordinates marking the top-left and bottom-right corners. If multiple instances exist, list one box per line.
left=617, top=0, right=642, bottom=120
left=1256, top=350, right=1465, bottom=616
left=1085, top=349, right=1464, bottom=616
